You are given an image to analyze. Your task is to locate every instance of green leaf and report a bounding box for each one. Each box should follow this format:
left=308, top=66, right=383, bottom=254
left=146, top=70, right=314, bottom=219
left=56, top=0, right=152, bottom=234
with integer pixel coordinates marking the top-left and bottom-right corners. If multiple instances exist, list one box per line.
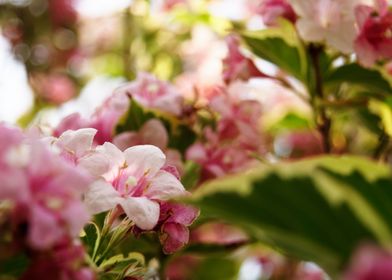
left=189, top=156, right=392, bottom=275
left=0, top=253, right=29, bottom=277
left=81, top=222, right=101, bottom=258
left=181, top=161, right=202, bottom=190
left=241, top=20, right=308, bottom=82
left=266, top=112, right=312, bottom=133
left=99, top=252, right=146, bottom=279
left=191, top=256, right=240, bottom=280
left=325, top=64, right=392, bottom=97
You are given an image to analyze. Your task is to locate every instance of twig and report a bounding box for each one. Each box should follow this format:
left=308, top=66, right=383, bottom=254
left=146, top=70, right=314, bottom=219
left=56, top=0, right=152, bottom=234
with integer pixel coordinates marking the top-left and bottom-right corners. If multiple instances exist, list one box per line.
left=309, top=44, right=332, bottom=153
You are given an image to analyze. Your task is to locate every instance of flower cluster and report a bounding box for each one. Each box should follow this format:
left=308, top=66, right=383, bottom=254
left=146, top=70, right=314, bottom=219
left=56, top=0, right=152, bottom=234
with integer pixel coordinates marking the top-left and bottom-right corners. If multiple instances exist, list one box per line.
left=187, top=86, right=264, bottom=181
left=0, top=124, right=94, bottom=279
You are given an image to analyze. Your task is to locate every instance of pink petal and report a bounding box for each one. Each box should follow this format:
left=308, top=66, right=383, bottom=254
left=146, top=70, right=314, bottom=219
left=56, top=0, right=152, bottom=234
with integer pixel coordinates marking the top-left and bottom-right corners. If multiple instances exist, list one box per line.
left=112, top=132, right=141, bottom=151
left=79, top=142, right=124, bottom=179
left=146, top=170, right=186, bottom=200
left=28, top=204, right=63, bottom=250
left=123, top=145, right=166, bottom=178
left=119, top=196, right=160, bottom=230
left=57, top=128, right=97, bottom=158
left=0, top=168, right=29, bottom=202
left=140, top=119, right=169, bottom=150
left=84, top=180, right=120, bottom=214
left=160, top=223, right=189, bottom=254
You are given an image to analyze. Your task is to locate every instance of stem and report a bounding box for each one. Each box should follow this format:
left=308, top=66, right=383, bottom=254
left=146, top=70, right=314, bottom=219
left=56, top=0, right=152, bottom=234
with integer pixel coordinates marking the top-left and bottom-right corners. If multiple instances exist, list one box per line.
left=123, top=7, right=135, bottom=80
left=373, top=131, right=390, bottom=160
left=309, top=45, right=331, bottom=153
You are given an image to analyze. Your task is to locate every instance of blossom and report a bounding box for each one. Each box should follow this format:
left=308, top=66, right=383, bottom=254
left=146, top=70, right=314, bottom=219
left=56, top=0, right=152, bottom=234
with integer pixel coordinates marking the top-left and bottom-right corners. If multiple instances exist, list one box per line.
left=21, top=241, right=95, bottom=280
left=113, top=119, right=168, bottom=151
left=222, top=35, right=268, bottom=84
left=80, top=143, right=187, bottom=230
left=113, top=119, right=184, bottom=174
left=290, top=0, right=373, bottom=53
left=30, top=73, right=76, bottom=105
left=157, top=202, right=199, bottom=254
left=344, top=244, right=392, bottom=280
left=116, top=72, right=184, bottom=116
left=55, top=90, right=129, bottom=144
left=0, top=124, right=91, bottom=251
left=186, top=90, right=264, bottom=180
left=45, top=128, right=97, bottom=165
left=257, top=0, right=297, bottom=26
left=354, top=0, right=392, bottom=67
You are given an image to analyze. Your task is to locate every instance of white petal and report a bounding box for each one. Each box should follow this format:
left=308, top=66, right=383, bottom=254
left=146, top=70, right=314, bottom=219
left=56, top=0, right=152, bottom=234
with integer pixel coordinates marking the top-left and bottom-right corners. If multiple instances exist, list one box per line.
left=58, top=128, right=97, bottom=157
left=124, top=145, right=166, bottom=178
left=84, top=180, right=120, bottom=214
left=79, top=142, right=124, bottom=178
left=146, top=170, right=186, bottom=200
left=119, top=197, right=160, bottom=230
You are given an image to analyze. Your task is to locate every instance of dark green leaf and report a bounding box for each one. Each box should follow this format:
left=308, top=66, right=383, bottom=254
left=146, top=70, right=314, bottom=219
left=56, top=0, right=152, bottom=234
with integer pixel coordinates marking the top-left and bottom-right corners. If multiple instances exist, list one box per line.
left=189, top=156, right=392, bottom=275
left=325, top=64, right=392, bottom=97
left=116, top=98, right=196, bottom=154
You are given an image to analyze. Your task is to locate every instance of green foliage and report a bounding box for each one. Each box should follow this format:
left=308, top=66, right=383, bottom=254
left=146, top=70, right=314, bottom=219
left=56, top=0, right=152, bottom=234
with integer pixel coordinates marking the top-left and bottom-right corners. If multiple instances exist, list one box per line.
left=82, top=222, right=101, bottom=258
left=266, top=112, right=312, bottom=133
left=189, top=156, right=392, bottom=276
left=191, top=256, right=240, bottom=280
left=116, top=98, right=196, bottom=153
left=0, top=254, right=29, bottom=278
left=99, top=252, right=145, bottom=280
left=325, top=64, right=392, bottom=97
left=241, top=20, right=308, bottom=82
left=181, top=160, right=202, bottom=190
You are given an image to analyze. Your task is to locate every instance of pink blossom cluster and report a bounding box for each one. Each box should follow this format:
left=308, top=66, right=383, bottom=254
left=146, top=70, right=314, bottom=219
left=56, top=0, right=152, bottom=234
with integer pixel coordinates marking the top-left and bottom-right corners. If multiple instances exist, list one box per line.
left=0, top=124, right=94, bottom=279
left=51, top=123, right=198, bottom=254
left=187, top=87, right=264, bottom=181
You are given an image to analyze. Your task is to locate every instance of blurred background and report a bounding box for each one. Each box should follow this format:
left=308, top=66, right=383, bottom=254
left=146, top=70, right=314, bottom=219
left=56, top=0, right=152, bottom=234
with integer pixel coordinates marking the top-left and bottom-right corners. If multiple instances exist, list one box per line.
left=0, top=0, right=260, bottom=124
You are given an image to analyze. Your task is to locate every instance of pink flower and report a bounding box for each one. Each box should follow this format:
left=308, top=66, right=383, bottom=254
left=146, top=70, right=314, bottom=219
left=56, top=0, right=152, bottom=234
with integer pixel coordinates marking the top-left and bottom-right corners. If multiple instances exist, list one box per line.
left=80, top=144, right=187, bottom=230
left=0, top=124, right=91, bottom=250
left=158, top=202, right=199, bottom=254
left=354, top=0, right=392, bottom=67
left=186, top=90, right=264, bottom=180
left=344, top=244, right=392, bottom=280
left=21, top=241, right=95, bottom=280
left=257, top=0, right=297, bottom=26
left=31, top=73, right=76, bottom=105
left=291, top=0, right=371, bottom=53
left=55, top=91, right=129, bottom=144
left=222, top=35, right=268, bottom=84
left=48, top=128, right=97, bottom=165
left=113, top=119, right=184, bottom=174
left=116, top=72, right=184, bottom=116
left=114, top=119, right=168, bottom=151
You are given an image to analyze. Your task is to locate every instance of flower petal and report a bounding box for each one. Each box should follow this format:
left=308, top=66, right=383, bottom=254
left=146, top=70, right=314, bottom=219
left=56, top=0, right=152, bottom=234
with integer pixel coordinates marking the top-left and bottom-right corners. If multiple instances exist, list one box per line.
left=119, top=197, right=159, bottom=230
left=146, top=170, right=186, bottom=200
left=84, top=180, right=120, bottom=214
left=79, top=142, right=124, bottom=179
left=124, top=145, right=166, bottom=178
left=57, top=128, right=97, bottom=158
